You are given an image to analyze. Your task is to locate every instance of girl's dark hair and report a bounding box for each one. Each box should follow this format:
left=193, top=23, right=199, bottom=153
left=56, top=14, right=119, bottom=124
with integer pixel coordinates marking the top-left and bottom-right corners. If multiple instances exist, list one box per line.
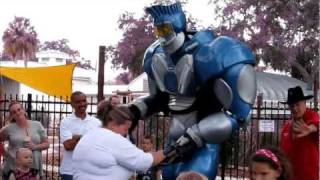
left=250, top=146, right=293, bottom=180
left=99, top=103, right=133, bottom=126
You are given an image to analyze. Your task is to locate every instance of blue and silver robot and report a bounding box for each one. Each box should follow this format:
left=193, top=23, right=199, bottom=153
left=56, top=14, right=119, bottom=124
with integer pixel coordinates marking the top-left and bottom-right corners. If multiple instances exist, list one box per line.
left=129, top=2, right=257, bottom=180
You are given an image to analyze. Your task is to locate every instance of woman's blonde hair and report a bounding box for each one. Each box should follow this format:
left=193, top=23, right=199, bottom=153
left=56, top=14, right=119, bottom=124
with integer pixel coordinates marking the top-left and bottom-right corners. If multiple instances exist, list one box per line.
left=8, top=101, right=28, bottom=123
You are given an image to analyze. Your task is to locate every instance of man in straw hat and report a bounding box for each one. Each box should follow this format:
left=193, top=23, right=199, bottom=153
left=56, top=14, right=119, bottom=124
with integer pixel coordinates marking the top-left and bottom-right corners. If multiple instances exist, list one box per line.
left=280, top=86, right=319, bottom=180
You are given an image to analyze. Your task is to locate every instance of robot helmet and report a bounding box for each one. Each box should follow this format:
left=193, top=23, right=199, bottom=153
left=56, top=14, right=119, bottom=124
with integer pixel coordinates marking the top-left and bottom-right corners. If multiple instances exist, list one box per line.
left=146, top=2, right=186, bottom=35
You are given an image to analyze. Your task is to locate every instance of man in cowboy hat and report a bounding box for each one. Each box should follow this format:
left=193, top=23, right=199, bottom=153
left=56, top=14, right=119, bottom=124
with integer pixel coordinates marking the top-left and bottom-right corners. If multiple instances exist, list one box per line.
left=280, top=86, right=319, bottom=180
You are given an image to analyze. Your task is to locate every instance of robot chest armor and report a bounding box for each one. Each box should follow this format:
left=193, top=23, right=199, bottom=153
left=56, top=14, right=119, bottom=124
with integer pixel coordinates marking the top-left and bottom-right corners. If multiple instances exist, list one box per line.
left=151, top=53, right=197, bottom=96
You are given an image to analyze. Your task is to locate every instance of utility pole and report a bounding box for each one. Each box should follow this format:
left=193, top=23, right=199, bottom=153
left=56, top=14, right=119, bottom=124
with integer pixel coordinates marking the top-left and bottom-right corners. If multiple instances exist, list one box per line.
left=97, top=46, right=106, bottom=102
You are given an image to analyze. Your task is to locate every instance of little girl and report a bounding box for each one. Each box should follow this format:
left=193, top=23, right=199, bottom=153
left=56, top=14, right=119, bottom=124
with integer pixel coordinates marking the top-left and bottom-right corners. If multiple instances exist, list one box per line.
left=8, top=148, right=39, bottom=180
left=250, top=146, right=293, bottom=180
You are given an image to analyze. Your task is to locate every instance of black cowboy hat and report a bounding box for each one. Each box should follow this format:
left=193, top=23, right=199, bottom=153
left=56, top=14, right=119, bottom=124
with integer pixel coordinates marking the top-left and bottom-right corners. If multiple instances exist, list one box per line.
left=282, top=86, right=313, bottom=105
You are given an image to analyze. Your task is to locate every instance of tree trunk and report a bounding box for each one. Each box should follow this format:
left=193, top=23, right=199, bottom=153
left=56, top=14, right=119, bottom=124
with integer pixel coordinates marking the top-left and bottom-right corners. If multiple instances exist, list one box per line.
left=292, top=61, right=319, bottom=110
left=291, top=61, right=312, bottom=83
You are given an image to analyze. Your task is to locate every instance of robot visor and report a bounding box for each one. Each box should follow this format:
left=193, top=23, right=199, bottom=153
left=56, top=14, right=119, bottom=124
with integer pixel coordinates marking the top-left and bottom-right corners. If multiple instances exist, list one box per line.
left=155, top=23, right=175, bottom=38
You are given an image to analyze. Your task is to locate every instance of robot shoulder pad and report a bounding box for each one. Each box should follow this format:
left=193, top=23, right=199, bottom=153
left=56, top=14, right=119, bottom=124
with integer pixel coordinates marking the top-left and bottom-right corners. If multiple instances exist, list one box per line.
left=143, top=41, right=162, bottom=79
left=194, top=36, right=255, bottom=82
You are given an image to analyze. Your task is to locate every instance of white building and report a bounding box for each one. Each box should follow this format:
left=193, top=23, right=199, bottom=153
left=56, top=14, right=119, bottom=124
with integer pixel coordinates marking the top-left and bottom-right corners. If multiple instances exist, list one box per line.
left=0, top=50, right=149, bottom=103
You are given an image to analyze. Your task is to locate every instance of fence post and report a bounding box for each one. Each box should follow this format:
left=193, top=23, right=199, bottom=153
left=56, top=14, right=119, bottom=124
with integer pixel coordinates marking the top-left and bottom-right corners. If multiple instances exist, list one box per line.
left=27, top=93, right=32, bottom=118
left=97, top=46, right=106, bottom=103
left=220, top=143, right=226, bottom=180
left=256, top=93, right=263, bottom=149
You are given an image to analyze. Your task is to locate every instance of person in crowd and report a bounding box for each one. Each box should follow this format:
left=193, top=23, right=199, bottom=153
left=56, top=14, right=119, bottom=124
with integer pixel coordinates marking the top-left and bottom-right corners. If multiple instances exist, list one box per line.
left=250, top=146, right=293, bottom=180
left=96, top=99, right=109, bottom=119
left=8, top=148, right=39, bottom=180
left=280, top=86, right=319, bottom=180
left=0, top=101, right=49, bottom=180
left=97, top=95, right=120, bottom=119
left=109, top=95, right=121, bottom=107
left=59, top=91, right=101, bottom=180
left=176, top=171, right=208, bottom=180
left=72, top=103, right=166, bottom=180
left=136, top=136, right=161, bottom=180
left=99, top=95, right=136, bottom=143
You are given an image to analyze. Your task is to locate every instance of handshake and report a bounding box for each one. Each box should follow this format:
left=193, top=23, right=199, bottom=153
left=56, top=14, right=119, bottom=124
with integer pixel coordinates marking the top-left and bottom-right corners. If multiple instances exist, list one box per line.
left=160, top=127, right=204, bottom=165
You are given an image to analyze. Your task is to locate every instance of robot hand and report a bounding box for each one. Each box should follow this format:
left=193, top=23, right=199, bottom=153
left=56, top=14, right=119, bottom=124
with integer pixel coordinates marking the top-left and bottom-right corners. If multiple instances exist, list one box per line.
left=161, top=127, right=204, bottom=165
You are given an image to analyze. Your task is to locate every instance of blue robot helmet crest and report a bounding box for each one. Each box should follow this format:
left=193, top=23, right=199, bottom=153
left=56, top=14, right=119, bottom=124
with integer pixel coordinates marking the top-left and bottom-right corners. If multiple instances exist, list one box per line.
left=145, top=2, right=186, bottom=34
left=146, top=2, right=186, bottom=53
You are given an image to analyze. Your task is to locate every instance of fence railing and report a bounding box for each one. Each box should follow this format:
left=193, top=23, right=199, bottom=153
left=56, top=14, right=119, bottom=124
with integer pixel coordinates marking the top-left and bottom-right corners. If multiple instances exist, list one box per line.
left=0, top=93, right=317, bottom=179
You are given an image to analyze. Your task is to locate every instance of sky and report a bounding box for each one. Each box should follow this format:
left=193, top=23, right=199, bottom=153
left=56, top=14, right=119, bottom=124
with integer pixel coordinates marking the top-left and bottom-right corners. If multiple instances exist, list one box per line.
left=0, top=0, right=216, bottom=80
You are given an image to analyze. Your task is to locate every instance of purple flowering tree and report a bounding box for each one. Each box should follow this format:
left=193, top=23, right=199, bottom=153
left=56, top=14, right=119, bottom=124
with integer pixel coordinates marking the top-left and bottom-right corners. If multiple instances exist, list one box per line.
left=106, top=12, right=154, bottom=82
left=214, top=0, right=319, bottom=106
left=40, top=39, right=93, bottom=69
left=214, top=0, right=319, bottom=86
left=115, top=72, right=133, bottom=85
left=2, top=16, right=39, bottom=67
left=107, top=3, right=197, bottom=84
left=40, top=39, right=80, bottom=62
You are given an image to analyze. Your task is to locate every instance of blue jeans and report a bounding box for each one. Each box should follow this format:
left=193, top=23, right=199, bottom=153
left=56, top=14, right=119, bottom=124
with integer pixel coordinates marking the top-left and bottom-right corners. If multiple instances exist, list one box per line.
left=60, top=174, right=73, bottom=180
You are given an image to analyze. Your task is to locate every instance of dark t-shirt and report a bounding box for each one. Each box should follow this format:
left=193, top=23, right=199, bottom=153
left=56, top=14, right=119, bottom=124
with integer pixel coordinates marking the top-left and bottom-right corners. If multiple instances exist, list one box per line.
left=8, top=168, right=39, bottom=180
left=137, top=167, right=157, bottom=180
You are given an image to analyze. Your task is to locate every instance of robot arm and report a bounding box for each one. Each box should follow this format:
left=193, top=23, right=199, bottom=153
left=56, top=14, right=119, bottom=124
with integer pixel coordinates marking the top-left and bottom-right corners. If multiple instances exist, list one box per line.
left=129, top=77, right=170, bottom=121
left=163, top=64, right=256, bottom=163
left=193, top=64, right=256, bottom=144
left=129, top=78, right=170, bottom=132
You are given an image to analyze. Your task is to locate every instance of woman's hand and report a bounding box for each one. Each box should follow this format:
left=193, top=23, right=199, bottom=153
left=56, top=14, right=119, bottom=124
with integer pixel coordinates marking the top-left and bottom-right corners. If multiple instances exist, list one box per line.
left=24, top=141, right=37, bottom=151
left=151, top=150, right=166, bottom=166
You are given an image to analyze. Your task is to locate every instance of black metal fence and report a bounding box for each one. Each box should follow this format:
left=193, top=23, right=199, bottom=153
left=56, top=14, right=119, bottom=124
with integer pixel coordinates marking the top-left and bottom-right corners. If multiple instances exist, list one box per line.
left=0, top=93, right=317, bottom=179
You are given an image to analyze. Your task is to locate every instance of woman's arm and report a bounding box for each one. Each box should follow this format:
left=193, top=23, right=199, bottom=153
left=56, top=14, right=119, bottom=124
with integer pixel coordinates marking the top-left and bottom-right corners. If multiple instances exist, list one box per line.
left=36, top=122, right=50, bottom=150
left=34, top=138, right=50, bottom=151
left=25, top=122, right=50, bottom=151
left=113, top=137, right=165, bottom=172
left=25, top=138, right=49, bottom=151
left=150, top=150, right=165, bottom=166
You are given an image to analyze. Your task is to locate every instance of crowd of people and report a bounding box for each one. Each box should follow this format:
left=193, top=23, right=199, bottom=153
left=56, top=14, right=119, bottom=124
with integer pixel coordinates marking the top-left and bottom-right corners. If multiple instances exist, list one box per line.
left=0, top=101, right=49, bottom=180
left=0, top=85, right=318, bottom=180
left=250, top=86, right=319, bottom=180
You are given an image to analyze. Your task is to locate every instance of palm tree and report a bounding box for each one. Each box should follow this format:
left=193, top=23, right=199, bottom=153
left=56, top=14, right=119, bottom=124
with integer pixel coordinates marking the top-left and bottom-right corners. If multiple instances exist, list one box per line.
left=2, top=16, right=39, bottom=67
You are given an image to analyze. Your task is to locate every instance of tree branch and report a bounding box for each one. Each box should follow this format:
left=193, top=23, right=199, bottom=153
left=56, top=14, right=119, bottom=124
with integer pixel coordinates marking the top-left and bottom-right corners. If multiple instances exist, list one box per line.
left=291, top=61, right=312, bottom=82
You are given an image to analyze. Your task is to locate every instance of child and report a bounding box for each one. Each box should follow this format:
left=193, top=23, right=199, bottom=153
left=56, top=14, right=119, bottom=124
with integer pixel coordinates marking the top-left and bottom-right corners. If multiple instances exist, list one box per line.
left=136, top=136, right=161, bottom=180
left=250, top=146, right=293, bottom=180
left=8, top=148, right=39, bottom=180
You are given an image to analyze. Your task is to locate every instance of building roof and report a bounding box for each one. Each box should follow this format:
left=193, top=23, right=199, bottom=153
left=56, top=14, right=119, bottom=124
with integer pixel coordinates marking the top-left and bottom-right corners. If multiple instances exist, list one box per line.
left=257, top=72, right=315, bottom=102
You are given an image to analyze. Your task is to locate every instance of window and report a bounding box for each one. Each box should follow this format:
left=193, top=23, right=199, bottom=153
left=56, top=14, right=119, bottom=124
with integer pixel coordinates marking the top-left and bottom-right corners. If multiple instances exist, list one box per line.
left=56, top=58, right=63, bottom=62
left=41, top=57, right=50, bottom=62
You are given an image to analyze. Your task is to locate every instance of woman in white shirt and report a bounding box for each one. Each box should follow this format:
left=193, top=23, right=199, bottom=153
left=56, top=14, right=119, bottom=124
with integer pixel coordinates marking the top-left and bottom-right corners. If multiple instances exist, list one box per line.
left=72, top=103, right=165, bottom=180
